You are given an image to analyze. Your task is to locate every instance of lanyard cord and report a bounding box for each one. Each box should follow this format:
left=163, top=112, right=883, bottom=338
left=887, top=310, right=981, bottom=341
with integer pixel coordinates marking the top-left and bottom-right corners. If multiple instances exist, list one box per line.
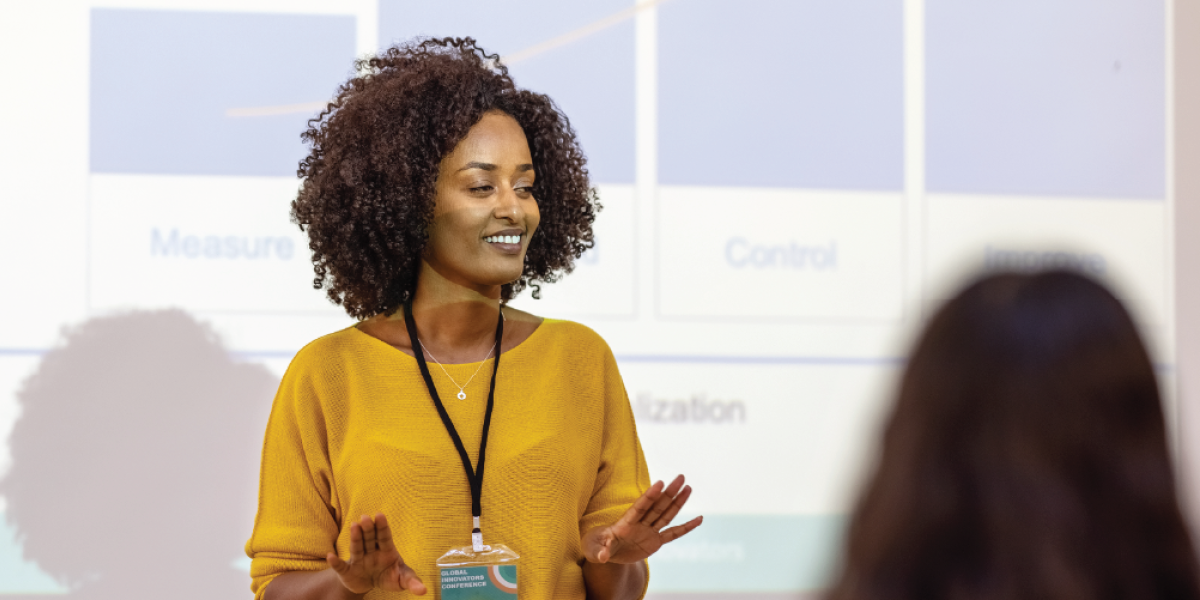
left=403, top=301, right=503, bottom=537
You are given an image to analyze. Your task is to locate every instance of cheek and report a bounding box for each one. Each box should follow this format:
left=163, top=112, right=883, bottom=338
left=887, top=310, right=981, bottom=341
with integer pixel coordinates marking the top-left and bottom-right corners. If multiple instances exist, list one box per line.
left=429, top=209, right=477, bottom=247
left=424, top=218, right=469, bottom=262
left=527, top=201, right=542, bottom=232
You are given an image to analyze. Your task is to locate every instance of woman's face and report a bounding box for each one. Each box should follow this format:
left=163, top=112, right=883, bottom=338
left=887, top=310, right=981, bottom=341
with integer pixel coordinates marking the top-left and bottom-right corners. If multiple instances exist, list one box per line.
left=424, top=110, right=540, bottom=293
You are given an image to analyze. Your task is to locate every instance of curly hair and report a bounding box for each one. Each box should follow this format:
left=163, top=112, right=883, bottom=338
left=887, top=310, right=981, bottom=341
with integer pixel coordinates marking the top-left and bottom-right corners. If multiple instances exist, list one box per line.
left=292, top=37, right=599, bottom=319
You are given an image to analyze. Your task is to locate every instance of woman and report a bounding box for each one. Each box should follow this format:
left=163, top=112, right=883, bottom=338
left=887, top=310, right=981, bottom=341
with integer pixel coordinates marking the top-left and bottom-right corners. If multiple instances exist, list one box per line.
left=246, top=38, right=701, bottom=599
left=828, top=270, right=1200, bottom=600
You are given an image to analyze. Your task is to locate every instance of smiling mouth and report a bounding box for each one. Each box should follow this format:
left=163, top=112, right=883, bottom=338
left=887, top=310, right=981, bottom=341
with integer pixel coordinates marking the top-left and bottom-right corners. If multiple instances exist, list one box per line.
left=484, top=235, right=522, bottom=244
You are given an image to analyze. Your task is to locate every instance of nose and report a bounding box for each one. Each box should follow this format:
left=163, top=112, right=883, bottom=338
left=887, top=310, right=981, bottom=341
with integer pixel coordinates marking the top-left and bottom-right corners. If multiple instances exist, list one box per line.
left=493, top=185, right=524, bottom=223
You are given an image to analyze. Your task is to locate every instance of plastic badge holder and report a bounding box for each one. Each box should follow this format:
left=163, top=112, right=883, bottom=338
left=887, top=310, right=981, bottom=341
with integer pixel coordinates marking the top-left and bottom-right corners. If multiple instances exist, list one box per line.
left=436, top=543, right=520, bottom=599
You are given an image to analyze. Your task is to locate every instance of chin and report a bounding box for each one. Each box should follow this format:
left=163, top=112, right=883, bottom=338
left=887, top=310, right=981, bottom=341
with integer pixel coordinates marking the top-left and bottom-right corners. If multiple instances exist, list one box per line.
left=475, top=270, right=524, bottom=289
left=493, top=273, right=525, bottom=287
left=481, top=262, right=525, bottom=286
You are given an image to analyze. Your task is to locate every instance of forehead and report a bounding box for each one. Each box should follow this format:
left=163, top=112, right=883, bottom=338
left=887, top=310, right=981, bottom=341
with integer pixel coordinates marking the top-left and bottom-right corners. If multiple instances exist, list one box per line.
left=443, top=111, right=531, bottom=166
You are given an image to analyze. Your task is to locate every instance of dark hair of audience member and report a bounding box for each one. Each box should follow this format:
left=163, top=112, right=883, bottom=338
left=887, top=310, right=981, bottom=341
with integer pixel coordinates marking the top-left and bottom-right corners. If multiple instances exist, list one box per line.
left=828, top=270, right=1200, bottom=600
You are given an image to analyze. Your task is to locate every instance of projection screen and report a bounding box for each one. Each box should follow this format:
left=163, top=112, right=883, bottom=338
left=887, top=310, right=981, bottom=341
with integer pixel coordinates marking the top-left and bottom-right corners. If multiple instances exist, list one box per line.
left=0, top=0, right=1175, bottom=597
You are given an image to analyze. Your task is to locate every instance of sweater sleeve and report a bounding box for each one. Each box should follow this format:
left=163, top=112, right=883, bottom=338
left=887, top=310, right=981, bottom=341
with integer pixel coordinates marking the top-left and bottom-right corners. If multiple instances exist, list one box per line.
left=578, top=347, right=650, bottom=534
left=244, top=350, right=343, bottom=599
left=577, top=345, right=653, bottom=598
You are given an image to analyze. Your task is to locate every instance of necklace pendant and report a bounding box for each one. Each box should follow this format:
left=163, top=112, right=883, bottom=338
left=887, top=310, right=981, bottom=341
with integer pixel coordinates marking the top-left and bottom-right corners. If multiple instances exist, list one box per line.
left=457, top=390, right=467, bottom=400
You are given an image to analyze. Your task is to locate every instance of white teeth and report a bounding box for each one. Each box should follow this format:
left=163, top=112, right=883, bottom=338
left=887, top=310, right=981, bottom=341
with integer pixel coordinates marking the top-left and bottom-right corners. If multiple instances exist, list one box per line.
left=485, top=235, right=520, bottom=244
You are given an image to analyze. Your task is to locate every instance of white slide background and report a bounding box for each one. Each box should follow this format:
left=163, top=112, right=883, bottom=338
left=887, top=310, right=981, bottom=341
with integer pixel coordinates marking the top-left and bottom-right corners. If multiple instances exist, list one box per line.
left=0, top=0, right=1174, bottom=598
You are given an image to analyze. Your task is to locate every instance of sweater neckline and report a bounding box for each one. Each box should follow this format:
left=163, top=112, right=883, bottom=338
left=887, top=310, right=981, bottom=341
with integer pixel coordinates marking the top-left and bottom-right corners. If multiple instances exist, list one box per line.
left=347, top=317, right=551, bottom=366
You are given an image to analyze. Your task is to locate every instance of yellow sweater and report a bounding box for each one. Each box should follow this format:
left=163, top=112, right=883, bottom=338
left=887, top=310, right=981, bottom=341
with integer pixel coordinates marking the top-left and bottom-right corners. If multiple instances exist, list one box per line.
left=246, top=319, right=650, bottom=599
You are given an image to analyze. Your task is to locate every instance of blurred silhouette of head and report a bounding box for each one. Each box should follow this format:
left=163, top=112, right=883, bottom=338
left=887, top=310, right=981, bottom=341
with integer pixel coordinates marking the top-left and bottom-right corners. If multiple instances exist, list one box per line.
left=830, top=270, right=1200, bottom=600
left=0, top=310, right=277, bottom=599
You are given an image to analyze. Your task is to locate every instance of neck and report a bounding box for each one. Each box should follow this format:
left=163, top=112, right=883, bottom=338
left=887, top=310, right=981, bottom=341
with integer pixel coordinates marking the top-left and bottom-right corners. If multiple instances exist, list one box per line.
left=394, top=261, right=503, bottom=355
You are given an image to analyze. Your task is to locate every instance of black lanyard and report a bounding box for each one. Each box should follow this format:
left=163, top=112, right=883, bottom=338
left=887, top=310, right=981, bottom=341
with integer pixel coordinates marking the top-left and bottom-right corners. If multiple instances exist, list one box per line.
left=403, top=301, right=503, bottom=539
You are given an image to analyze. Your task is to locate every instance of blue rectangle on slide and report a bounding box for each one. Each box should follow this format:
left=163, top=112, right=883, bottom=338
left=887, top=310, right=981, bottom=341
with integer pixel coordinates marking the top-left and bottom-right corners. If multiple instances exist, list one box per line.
left=379, top=0, right=634, bottom=185
left=0, top=512, right=67, bottom=594
left=926, top=0, right=1165, bottom=199
left=658, top=0, right=904, bottom=191
left=90, top=9, right=355, bottom=177
left=647, top=514, right=845, bottom=593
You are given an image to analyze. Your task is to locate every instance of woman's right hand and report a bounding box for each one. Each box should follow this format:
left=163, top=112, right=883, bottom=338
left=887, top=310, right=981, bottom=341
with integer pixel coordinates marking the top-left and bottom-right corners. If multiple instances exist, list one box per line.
left=326, top=513, right=427, bottom=595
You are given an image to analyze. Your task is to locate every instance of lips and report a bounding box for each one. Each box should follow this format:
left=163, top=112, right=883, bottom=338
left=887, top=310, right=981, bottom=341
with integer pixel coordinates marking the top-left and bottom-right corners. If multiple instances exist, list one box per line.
left=483, top=229, right=524, bottom=255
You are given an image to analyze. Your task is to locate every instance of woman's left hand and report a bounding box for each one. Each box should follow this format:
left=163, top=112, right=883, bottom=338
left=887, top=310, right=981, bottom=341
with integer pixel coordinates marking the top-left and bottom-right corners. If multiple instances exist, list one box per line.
left=582, top=475, right=703, bottom=564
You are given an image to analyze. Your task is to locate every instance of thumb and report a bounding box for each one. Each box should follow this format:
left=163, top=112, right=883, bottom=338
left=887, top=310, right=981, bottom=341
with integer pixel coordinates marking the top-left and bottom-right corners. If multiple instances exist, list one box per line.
left=591, top=528, right=614, bottom=563
left=397, top=562, right=427, bottom=595
left=583, top=525, right=617, bottom=563
left=596, top=541, right=611, bottom=564
left=326, top=552, right=349, bottom=574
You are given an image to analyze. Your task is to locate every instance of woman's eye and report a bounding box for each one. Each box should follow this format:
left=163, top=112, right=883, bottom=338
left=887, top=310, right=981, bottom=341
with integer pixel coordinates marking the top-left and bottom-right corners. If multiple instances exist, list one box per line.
left=470, top=185, right=494, bottom=193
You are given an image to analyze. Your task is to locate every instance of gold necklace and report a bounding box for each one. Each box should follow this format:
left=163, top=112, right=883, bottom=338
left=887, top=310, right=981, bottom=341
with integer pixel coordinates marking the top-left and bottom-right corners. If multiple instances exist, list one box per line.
left=419, top=308, right=505, bottom=400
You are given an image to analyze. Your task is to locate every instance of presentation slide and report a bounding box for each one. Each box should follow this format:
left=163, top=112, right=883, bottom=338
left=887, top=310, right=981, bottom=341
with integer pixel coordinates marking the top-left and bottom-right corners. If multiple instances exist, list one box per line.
left=0, top=0, right=1170, bottom=597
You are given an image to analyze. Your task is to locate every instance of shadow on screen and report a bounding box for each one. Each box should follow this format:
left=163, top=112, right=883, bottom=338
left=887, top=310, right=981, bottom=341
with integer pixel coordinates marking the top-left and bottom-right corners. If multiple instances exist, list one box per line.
left=0, top=310, right=277, bottom=599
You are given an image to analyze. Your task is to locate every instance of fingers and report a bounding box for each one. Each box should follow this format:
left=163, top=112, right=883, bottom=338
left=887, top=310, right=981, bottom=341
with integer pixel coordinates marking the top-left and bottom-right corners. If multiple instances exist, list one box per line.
left=348, top=520, right=364, bottom=562
left=622, top=479, right=665, bottom=525
left=652, top=485, right=693, bottom=529
left=347, top=514, right=393, bottom=562
left=642, top=475, right=685, bottom=526
left=662, top=474, right=686, bottom=497
left=661, top=515, right=704, bottom=544
left=374, top=513, right=396, bottom=552
left=360, top=514, right=378, bottom=552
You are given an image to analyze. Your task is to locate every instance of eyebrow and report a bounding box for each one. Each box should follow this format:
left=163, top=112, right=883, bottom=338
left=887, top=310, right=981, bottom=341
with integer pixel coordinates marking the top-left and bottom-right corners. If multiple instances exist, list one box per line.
left=456, top=162, right=535, bottom=173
